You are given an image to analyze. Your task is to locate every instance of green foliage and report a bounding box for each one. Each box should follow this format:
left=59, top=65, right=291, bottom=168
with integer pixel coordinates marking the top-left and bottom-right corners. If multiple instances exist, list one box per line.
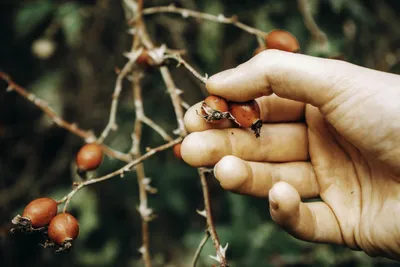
left=14, top=0, right=54, bottom=38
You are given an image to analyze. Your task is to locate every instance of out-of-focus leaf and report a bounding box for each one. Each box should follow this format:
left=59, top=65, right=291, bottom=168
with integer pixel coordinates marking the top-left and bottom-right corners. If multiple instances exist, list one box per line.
left=313, top=245, right=336, bottom=266
left=14, top=0, right=54, bottom=38
left=253, top=5, right=275, bottom=32
left=30, top=70, right=64, bottom=126
left=56, top=3, right=85, bottom=48
left=249, top=223, right=274, bottom=249
left=329, top=0, right=346, bottom=13
left=78, top=239, right=119, bottom=265
left=197, top=0, right=224, bottom=70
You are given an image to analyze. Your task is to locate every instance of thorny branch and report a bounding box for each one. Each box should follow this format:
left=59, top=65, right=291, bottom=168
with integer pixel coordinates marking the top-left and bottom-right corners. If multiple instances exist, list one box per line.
left=142, top=4, right=267, bottom=37
left=131, top=71, right=154, bottom=267
left=0, top=72, right=132, bottom=163
left=164, top=53, right=208, bottom=84
left=198, top=168, right=229, bottom=266
left=134, top=2, right=229, bottom=265
left=97, top=47, right=144, bottom=143
left=58, top=137, right=182, bottom=212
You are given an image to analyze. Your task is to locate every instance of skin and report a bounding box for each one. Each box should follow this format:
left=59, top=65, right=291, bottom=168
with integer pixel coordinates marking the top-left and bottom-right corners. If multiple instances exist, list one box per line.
left=181, top=49, right=400, bottom=261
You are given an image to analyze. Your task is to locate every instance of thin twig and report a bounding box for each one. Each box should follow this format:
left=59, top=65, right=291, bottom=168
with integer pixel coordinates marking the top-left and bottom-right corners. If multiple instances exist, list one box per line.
left=142, top=4, right=267, bottom=37
left=198, top=168, right=228, bottom=266
left=164, top=53, right=208, bottom=84
left=0, top=72, right=132, bottom=163
left=191, top=231, right=210, bottom=267
left=58, top=137, right=182, bottom=212
left=131, top=71, right=153, bottom=266
left=159, top=67, right=187, bottom=137
left=297, top=0, right=329, bottom=46
left=97, top=47, right=144, bottom=143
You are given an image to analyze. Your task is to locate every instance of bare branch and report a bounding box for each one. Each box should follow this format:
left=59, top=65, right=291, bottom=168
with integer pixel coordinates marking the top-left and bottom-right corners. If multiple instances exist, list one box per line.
left=0, top=72, right=132, bottom=163
left=97, top=47, right=144, bottom=143
left=191, top=231, right=210, bottom=267
left=143, top=5, right=267, bottom=37
left=159, top=67, right=187, bottom=137
left=297, top=0, right=329, bottom=47
left=58, top=137, right=182, bottom=212
left=164, top=53, right=208, bottom=84
left=198, top=168, right=228, bottom=266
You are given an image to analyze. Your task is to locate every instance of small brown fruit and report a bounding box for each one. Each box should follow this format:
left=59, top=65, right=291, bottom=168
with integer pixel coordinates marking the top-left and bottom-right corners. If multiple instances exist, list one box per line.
left=136, top=50, right=152, bottom=67
left=22, top=198, right=58, bottom=228
left=265, top=29, right=300, bottom=53
left=48, top=213, right=79, bottom=249
left=173, top=143, right=182, bottom=160
left=200, top=95, right=230, bottom=124
left=76, top=143, right=104, bottom=174
left=229, top=100, right=262, bottom=137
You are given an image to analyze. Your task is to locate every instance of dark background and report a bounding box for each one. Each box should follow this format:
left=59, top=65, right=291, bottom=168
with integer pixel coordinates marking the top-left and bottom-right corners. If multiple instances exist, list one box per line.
left=1, top=0, right=400, bottom=266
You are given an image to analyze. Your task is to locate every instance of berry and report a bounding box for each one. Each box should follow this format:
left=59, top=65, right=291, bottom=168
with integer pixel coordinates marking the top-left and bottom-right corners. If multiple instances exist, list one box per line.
left=265, top=30, right=300, bottom=53
left=136, top=50, right=151, bottom=67
left=204, top=95, right=229, bottom=112
left=22, top=198, right=58, bottom=228
left=200, top=95, right=230, bottom=124
left=76, top=143, right=104, bottom=174
left=173, top=143, right=182, bottom=160
left=253, top=46, right=266, bottom=56
left=229, top=100, right=262, bottom=137
left=48, top=213, right=79, bottom=247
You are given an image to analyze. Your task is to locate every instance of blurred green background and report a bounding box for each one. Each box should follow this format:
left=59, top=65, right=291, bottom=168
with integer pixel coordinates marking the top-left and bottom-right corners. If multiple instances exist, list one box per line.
left=1, top=0, right=400, bottom=266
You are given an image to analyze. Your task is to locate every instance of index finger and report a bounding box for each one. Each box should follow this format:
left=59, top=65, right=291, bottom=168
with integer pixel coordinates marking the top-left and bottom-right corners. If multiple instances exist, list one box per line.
left=205, top=49, right=377, bottom=107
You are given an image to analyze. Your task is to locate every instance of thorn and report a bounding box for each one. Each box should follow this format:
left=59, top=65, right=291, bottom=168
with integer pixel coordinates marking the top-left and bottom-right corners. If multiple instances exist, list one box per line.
left=138, top=245, right=146, bottom=254
left=209, top=243, right=229, bottom=263
left=196, top=209, right=207, bottom=218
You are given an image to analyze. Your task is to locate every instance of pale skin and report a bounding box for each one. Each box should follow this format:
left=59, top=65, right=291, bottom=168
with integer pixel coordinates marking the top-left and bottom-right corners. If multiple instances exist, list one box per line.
left=181, top=49, right=400, bottom=261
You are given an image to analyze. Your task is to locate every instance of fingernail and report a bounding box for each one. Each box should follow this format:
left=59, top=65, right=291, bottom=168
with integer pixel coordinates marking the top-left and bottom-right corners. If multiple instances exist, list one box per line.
left=269, top=195, right=279, bottom=210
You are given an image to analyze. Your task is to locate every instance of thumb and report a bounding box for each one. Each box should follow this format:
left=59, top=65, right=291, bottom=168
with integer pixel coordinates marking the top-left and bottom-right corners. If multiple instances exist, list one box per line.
left=206, top=49, right=383, bottom=107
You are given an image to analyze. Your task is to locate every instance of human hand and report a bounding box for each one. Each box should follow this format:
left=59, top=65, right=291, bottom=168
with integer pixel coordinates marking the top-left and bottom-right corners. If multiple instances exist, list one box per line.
left=181, top=50, right=400, bottom=260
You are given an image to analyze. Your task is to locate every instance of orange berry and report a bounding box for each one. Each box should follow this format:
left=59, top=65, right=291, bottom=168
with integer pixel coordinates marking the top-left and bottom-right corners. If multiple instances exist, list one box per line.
left=204, top=95, right=229, bottom=112
left=173, top=143, right=182, bottom=160
left=253, top=46, right=266, bottom=56
left=48, top=213, right=79, bottom=246
left=76, top=143, right=104, bottom=173
left=22, top=198, right=58, bottom=228
left=136, top=50, right=150, bottom=66
left=265, top=29, right=300, bottom=53
left=229, top=100, right=262, bottom=137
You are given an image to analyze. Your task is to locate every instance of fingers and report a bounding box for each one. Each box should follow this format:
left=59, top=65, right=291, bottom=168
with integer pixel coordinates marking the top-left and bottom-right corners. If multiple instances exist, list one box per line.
left=181, top=123, right=308, bottom=167
left=213, top=155, right=319, bottom=198
left=269, top=182, right=344, bottom=245
left=206, top=49, right=387, bottom=107
left=184, top=95, right=305, bottom=133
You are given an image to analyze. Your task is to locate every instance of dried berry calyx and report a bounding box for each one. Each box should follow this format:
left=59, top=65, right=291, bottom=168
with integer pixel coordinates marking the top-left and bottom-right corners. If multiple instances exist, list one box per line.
left=229, top=100, right=262, bottom=138
left=47, top=213, right=79, bottom=253
left=199, top=95, right=232, bottom=124
left=11, top=198, right=58, bottom=233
